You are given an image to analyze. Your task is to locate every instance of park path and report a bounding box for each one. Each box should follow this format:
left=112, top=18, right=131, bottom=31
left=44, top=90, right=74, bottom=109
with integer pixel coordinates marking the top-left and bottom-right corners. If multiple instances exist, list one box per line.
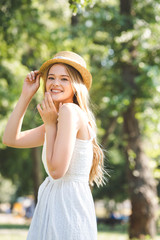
left=0, top=213, right=29, bottom=239
left=0, top=213, right=29, bottom=224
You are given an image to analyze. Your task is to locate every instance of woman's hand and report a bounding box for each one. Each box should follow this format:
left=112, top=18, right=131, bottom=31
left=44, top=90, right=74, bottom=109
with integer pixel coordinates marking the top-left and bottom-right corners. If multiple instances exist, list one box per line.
left=22, top=70, right=41, bottom=98
left=37, top=92, right=61, bottom=126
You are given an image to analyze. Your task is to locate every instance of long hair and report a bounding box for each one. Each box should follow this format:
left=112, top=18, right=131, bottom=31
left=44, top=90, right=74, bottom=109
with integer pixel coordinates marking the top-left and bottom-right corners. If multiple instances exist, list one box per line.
left=43, top=63, right=107, bottom=187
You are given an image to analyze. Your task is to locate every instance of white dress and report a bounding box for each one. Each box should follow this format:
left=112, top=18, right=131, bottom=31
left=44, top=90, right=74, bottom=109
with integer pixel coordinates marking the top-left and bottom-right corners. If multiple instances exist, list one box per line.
left=27, top=121, right=97, bottom=240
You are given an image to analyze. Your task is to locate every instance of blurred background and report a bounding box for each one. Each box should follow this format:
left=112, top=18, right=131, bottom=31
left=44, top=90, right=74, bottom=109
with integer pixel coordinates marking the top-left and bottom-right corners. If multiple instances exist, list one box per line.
left=0, top=0, right=160, bottom=239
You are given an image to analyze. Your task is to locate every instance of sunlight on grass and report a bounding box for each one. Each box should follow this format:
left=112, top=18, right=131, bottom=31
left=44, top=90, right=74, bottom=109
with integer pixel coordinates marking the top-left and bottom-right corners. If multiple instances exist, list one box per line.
left=0, top=227, right=160, bottom=240
left=0, top=232, right=127, bottom=240
left=98, top=232, right=128, bottom=240
left=0, top=230, right=28, bottom=240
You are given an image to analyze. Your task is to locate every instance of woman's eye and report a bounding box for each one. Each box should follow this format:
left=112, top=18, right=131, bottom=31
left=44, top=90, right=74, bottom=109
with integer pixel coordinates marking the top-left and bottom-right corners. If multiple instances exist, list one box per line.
left=48, top=77, right=55, bottom=80
left=61, top=78, right=68, bottom=81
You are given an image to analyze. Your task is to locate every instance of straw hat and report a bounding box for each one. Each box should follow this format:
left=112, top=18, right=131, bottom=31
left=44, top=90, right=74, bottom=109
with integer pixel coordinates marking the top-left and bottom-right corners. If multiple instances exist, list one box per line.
left=39, top=51, right=92, bottom=90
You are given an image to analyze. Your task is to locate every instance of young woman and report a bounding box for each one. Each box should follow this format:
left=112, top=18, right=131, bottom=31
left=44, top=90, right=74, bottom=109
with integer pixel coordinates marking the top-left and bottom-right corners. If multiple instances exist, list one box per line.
left=3, top=51, right=106, bottom=240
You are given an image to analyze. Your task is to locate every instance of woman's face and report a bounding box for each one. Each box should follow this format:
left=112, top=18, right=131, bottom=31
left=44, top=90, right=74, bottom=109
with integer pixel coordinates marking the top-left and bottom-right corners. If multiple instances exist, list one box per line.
left=46, top=64, right=74, bottom=104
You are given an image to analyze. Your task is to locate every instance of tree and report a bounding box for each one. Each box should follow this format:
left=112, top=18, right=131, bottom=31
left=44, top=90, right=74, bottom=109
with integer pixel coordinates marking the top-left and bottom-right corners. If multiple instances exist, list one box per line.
left=1, top=0, right=160, bottom=238
left=71, top=0, right=160, bottom=238
left=120, top=1, right=158, bottom=238
left=0, top=0, right=92, bottom=201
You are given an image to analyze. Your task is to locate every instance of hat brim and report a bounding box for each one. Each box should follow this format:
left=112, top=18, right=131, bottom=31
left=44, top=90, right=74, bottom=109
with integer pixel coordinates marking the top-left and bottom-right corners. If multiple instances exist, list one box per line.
left=39, top=58, right=92, bottom=90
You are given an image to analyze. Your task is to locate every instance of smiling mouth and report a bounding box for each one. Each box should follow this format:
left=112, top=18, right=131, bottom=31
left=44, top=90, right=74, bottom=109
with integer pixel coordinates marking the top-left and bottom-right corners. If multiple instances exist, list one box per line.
left=50, top=89, right=63, bottom=93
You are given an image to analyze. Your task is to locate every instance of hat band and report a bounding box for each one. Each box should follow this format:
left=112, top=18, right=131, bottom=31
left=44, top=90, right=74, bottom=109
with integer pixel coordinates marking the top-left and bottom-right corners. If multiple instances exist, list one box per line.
left=52, top=56, right=86, bottom=68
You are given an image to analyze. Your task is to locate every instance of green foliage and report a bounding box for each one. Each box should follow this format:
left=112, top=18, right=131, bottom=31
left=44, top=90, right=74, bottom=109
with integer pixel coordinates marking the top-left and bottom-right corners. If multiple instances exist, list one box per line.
left=93, top=148, right=128, bottom=202
left=0, top=174, right=16, bottom=203
left=0, top=147, right=33, bottom=197
left=69, top=0, right=93, bottom=14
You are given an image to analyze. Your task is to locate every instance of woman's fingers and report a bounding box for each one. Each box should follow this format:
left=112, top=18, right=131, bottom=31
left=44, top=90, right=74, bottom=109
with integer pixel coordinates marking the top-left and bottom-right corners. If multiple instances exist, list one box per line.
left=41, top=100, right=46, bottom=110
left=26, top=73, right=31, bottom=82
left=37, top=104, right=42, bottom=115
left=46, top=92, right=55, bottom=109
left=37, top=94, right=58, bottom=124
left=59, top=102, right=63, bottom=109
left=36, top=73, right=41, bottom=81
left=34, top=70, right=39, bottom=75
left=39, top=95, right=50, bottom=112
left=26, top=70, right=40, bottom=82
left=35, top=73, right=41, bottom=89
left=38, top=92, right=57, bottom=113
left=30, top=71, right=35, bottom=81
left=44, top=93, right=50, bottom=109
left=37, top=103, right=41, bottom=111
left=35, top=71, right=41, bottom=80
left=44, top=92, right=56, bottom=110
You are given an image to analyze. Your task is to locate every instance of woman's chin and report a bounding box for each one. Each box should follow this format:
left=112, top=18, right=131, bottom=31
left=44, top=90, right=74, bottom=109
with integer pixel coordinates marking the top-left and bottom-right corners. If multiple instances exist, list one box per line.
left=51, top=95, right=63, bottom=102
left=51, top=96, right=73, bottom=104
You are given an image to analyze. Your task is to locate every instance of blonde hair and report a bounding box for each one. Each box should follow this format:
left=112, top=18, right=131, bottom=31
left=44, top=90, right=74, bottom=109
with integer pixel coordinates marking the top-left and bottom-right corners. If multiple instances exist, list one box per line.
left=43, top=63, right=107, bottom=187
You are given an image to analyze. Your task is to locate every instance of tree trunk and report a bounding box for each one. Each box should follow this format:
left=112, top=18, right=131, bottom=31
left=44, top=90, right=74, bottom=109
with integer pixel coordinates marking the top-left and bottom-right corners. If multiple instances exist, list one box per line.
left=120, top=0, right=132, bottom=15
left=119, top=0, right=158, bottom=238
left=31, top=147, right=42, bottom=204
left=70, top=13, right=79, bottom=43
left=71, top=14, right=78, bottom=26
left=101, top=116, right=118, bottom=146
left=123, top=102, right=158, bottom=239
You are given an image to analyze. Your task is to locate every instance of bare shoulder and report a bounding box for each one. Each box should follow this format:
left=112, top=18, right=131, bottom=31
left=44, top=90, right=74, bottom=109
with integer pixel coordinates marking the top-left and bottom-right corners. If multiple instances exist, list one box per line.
left=59, top=102, right=75, bottom=112
left=58, top=103, right=83, bottom=127
left=59, top=103, right=80, bottom=116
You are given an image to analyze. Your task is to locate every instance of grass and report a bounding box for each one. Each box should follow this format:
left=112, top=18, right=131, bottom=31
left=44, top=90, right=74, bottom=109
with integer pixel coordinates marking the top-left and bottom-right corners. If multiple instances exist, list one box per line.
left=97, top=224, right=128, bottom=240
left=98, top=223, right=128, bottom=233
left=0, top=223, right=160, bottom=240
left=0, top=223, right=128, bottom=240
left=0, top=230, right=127, bottom=240
left=98, top=232, right=128, bottom=240
left=0, top=224, right=29, bottom=230
left=0, top=231, right=127, bottom=240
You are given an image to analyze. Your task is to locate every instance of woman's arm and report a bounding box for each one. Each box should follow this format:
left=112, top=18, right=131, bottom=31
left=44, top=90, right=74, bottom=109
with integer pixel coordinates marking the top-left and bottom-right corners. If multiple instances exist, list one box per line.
left=37, top=92, right=59, bottom=161
left=2, top=70, right=44, bottom=148
left=46, top=103, right=79, bottom=179
left=36, top=94, right=79, bottom=179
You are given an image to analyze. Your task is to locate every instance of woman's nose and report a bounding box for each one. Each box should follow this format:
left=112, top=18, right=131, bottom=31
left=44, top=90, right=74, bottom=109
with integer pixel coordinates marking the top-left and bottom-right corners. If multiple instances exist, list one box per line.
left=53, top=78, right=60, bottom=86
